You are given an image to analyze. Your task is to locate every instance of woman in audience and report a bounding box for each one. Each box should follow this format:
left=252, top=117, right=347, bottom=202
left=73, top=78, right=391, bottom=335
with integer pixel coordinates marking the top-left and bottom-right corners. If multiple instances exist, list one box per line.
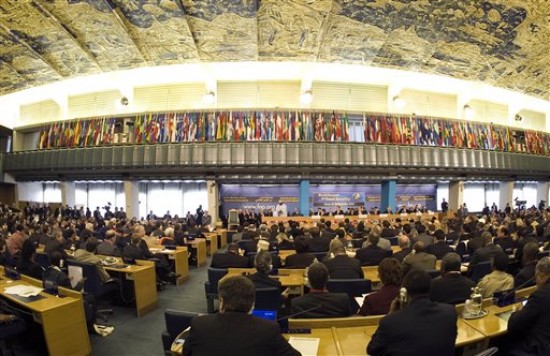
left=16, top=239, right=43, bottom=280
left=358, top=257, right=402, bottom=316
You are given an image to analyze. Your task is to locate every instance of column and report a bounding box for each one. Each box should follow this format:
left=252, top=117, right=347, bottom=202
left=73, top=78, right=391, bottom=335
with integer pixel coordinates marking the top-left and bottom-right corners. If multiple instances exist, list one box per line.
left=537, top=181, right=549, bottom=209
left=60, top=181, right=75, bottom=207
left=499, top=181, right=514, bottom=211
left=381, top=180, right=396, bottom=213
left=124, top=180, right=139, bottom=220
left=299, top=180, right=310, bottom=216
left=448, top=181, right=464, bottom=212
left=207, top=180, right=219, bottom=226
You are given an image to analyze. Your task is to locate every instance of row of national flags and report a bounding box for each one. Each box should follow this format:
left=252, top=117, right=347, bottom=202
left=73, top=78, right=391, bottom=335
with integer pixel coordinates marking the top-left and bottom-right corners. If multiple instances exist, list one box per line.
left=37, top=111, right=550, bottom=156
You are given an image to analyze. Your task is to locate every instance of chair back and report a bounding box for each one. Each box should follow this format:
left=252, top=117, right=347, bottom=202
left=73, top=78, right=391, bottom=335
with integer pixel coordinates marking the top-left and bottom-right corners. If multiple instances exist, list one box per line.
left=66, top=260, right=103, bottom=294
left=165, top=309, right=198, bottom=341
left=35, top=252, right=51, bottom=268
left=470, top=261, right=492, bottom=283
left=327, top=279, right=372, bottom=296
left=254, top=287, right=281, bottom=310
left=206, top=267, right=228, bottom=293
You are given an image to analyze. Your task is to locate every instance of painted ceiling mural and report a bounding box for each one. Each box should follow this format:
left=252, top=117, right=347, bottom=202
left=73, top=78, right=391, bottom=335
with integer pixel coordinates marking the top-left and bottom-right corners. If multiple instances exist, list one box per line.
left=0, top=0, right=547, bottom=98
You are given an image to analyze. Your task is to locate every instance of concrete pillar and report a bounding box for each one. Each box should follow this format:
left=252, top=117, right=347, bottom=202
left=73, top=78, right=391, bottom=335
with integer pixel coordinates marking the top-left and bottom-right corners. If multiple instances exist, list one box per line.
left=207, top=180, right=219, bottom=226
left=537, top=181, right=549, bottom=209
left=499, top=181, right=514, bottom=211
left=124, top=180, right=139, bottom=220
left=448, top=181, right=464, bottom=211
left=381, top=180, right=397, bottom=213
left=299, top=180, right=310, bottom=216
left=60, top=181, right=75, bottom=207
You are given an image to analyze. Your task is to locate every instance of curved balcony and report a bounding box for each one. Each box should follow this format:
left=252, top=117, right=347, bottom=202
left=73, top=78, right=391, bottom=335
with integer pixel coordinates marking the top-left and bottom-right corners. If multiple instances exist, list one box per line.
left=4, top=142, right=550, bottom=181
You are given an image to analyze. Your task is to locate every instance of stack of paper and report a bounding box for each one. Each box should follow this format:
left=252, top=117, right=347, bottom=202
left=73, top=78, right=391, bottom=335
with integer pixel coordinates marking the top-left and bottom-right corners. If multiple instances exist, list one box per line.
left=4, top=285, right=42, bottom=297
left=288, top=337, right=320, bottom=356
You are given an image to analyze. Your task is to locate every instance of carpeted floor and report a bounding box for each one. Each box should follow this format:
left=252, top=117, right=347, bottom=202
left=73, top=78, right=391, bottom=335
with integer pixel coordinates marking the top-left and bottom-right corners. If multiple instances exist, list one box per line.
left=89, top=256, right=213, bottom=356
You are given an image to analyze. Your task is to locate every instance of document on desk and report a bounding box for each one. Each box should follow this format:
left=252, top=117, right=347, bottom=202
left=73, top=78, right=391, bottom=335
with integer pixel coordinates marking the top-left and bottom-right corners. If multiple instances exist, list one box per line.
left=4, top=285, right=42, bottom=297
left=288, top=337, right=319, bottom=356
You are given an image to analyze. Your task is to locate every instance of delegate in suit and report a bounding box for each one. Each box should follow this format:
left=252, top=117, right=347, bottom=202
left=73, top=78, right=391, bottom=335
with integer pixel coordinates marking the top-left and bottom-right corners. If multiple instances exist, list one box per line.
left=367, top=269, right=458, bottom=356
left=183, top=276, right=300, bottom=356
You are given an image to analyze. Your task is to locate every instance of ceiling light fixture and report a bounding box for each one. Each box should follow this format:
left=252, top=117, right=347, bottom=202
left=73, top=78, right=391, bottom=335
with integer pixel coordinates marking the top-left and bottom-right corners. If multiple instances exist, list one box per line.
left=393, top=96, right=406, bottom=110
left=463, top=104, right=474, bottom=120
left=300, top=89, right=313, bottom=105
left=202, top=91, right=216, bottom=105
left=514, top=114, right=523, bottom=122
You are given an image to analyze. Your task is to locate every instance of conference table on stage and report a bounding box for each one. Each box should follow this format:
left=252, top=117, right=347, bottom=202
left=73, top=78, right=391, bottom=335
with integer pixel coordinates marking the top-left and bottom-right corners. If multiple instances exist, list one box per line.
left=262, top=212, right=447, bottom=226
left=0, top=267, right=91, bottom=355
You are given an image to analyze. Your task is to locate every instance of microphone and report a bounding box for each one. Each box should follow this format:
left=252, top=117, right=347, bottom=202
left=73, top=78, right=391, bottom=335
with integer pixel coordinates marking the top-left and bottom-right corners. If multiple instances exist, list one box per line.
left=276, top=304, right=323, bottom=333
left=276, top=304, right=323, bottom=322
left=499, top=275, right=536, bottom=303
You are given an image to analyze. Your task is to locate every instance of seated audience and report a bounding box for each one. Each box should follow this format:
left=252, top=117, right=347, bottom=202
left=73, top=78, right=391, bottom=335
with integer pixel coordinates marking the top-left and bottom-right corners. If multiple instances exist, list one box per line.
left=284, top=237, right=316, bottom=268
left=250, top=239, right=282, bottom=269
left=97, top=230, right=120, bottom=256
left=290, top=262, right=352, bottom=318
left=74, top=237, right=111, bottom=282
left=358, top=258, right=402, bottom=315
left=367, top=270, right=457, bottom=356
left=210, top=243, right=249, bottom=268
left=514, top=241, right=539, bottom=288
left=506, top=257, right=550, bottom=355
left=247, top=251, right=283, bottom=290
left=307, top=226, right=331, bottom=252
left=322, top=240, right=364, bottom=279
left=183, top=276, right=300, bottom=356
left=425, top=229, right=454, bottom=260
left=467, top=231, right=503, bottom=276
left=44, top=230, right=68, bottom=260
left=355, top=233, right=392, bottom=266
left=430, top=253, right=475, bottom=304
left=477, top=252, right=514, bottom=298
left=16, top=239, right=44, bottom=280
left=392, top=235, right=412, bottom=262
left=402, top=241, right=436, bottom=275
left=275, top=232, right=294, bottom=251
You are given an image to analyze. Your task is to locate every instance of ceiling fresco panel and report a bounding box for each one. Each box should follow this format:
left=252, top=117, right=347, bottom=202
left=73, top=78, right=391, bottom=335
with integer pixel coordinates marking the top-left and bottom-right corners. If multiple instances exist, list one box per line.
left=257, top=0, right=332, bottom=61
left=38, top=0, right=147, bottom=70
left=0, top=0, right=545, bottom=99
left=112, top=0, right=200, bottom=65
left=181, top=0, right=258, bottom=60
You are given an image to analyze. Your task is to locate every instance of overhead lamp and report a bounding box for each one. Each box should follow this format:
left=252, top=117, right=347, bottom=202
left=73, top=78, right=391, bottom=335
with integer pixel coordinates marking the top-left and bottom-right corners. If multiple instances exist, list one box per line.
left=392, top=96, right=406, bottom=110
left=463, top=104, right=474, bottom=120
left=202, top=91, right=216, bottom=105
left=300, top=89, right=313, bottom=105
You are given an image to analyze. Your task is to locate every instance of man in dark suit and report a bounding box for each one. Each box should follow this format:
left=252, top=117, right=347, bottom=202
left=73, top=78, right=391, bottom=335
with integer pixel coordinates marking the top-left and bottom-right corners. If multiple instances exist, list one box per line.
left=430, top=253, right=475, bottom=304
left=367, top=269, right=457, bottom=356
left=183, top=275, right=300, bottom=356
left=467, top=231, right=503, bottom=276
left=307, top=226, right=331, bottom=252
left=291, top=262, right=352, bottom=318
left=393, top=235, right=412, bottom=262
left=402, top=241, right=436, bottom=275
left=426, top=229, right=454, bottom=260
left=211, top=243, right=249, bottom=268
left=323, top=242, right=364, bottom=279
left=507, top=257, right=550, bottom=355
left=355, top=234, right=392, bottom=266
left=514, top=242, right=539, bottom=288
left=494, top=226, right=515, bottom=254
left=285, top=237, right=316, bottom=268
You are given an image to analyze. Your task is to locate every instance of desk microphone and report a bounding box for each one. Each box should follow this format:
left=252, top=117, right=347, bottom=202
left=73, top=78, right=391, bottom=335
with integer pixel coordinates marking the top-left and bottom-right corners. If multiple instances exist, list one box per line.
left=500, top=275, right=536, bottom=302
left=276, top=304, right=324, bottom=322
